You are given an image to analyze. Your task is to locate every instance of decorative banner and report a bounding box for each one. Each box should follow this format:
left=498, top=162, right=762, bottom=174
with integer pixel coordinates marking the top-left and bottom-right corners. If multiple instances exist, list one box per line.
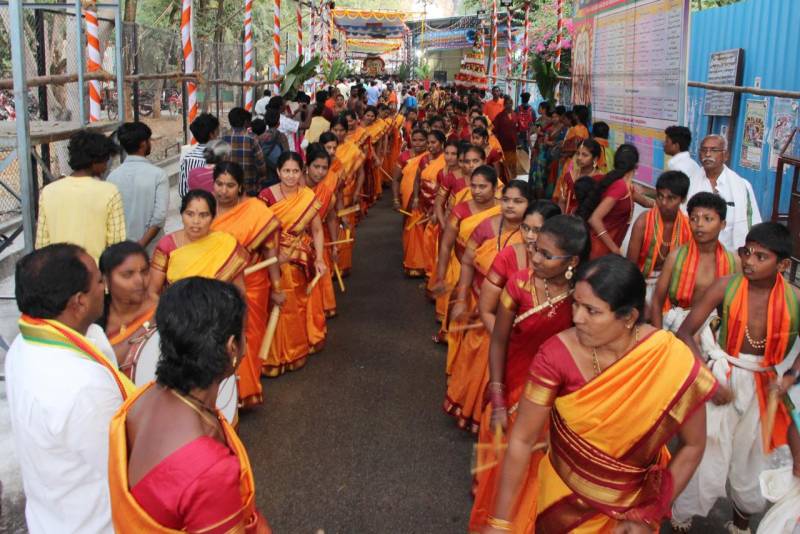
left=346, top=38, right=403, bottom=55
left=84, top=6, right=101, bottom=123
left=243, top=0, right=254, bottom=111
left=333, top=9, right=409, bottom=39
left=769, top=98, right=800, bottom=169
left=181, top=0, right=198, bottom=142
left=740, top=99, right=768, bottom=171
left=413, top=29, right=476, bottom=50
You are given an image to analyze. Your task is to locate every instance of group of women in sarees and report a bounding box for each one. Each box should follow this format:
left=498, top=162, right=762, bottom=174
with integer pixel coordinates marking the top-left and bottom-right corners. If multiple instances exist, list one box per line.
left=390, top=108, right=722, bottom=533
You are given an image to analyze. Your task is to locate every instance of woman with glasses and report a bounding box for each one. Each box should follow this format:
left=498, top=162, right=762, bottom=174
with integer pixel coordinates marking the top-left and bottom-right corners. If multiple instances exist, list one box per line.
left=444, top=180, right=530, bottom=433
left=470, top=215, right=589, bottom=533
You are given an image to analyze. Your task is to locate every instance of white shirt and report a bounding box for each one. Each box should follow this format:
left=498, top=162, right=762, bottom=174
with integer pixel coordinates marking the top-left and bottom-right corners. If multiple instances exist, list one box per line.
left=254, top=96, right=271, bottom=117
left=667, top=151, right=702, bottom=179
left=686, top=164, right=762, bottom=250
left=337, top=82, right=350, bottom=99
left=278, top=114, right=300, bottom=151
left=5, top=323, right=123, bottom=534
left=365, top=85, right=380, bottom=106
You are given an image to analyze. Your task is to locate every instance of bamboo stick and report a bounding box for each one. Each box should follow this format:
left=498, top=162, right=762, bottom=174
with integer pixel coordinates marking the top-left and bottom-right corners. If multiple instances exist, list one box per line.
left=306, top=272, right=323, bottom=295
left=243, top=256, right=278, bottom=276
left=396, top=209, right=413, bottom=216
left=449, top=322, right=484, bottom=333
left=325, top=238, right=354, bottom=247
left=334, top=263, right=345, bottom=292
left=336, top=205, right=360, bottom=217
left=258, top=307, right=281, bottom=362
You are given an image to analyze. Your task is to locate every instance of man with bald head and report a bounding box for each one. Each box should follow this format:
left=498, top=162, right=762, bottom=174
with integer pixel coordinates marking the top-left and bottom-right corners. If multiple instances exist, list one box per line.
left=686, top=134, right=761, bottom=250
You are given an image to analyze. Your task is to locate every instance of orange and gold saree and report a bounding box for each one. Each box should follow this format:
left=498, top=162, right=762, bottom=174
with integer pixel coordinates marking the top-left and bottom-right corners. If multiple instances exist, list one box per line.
left=335, top=140, right=366, bottom=275
left=308, top=167, right=340, bottom=350
left=107, top=307, right=157, bottom=378
left=258, top=186, right=322, bottom=376
left=419, top=154, right=447, bottom=278
left=212, top=198, right=281, bottom=408
left=527, top=330, right=717, bottom=533
left=108, top=383, right=270, bottom=533
left=400, top=152, right=429, bottom=276
left=151, top=231, right=249, bottom=286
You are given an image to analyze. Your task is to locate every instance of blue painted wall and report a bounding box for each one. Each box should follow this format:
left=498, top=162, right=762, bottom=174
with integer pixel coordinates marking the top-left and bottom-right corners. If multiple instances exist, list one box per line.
left=687, top=0, right=800, bottom=217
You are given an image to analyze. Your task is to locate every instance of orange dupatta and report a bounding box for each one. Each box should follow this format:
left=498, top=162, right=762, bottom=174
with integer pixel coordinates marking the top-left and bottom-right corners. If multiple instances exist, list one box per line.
left=530, top=331, right=717, bottom=533
left=718, top=273, right=800, bottom=451
left=637, top=208, right=691, bottom=278
left=108, top=383, right=268, bottom=533
left=400, top=153, right=427, bottom=210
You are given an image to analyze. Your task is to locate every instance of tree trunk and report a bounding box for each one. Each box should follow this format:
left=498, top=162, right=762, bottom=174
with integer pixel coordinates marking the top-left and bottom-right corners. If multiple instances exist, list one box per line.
left=123, top=0, right=137, bottom=120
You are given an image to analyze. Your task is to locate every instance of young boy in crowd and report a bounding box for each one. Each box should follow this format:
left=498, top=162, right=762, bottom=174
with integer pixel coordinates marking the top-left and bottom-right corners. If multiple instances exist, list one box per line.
left=671, top=222, right=800, bottom=534
left=626, top=170, right=692, bottom=309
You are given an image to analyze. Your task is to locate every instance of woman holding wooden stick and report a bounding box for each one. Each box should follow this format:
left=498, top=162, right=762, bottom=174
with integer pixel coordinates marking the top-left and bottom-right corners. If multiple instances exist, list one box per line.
left=331, top=118, right=365, bottom=276
left=470, top=215, right=589, bottom=532
left=210, top=161, right=284, bottom=408
left=398, top=129, right=431, bottom=277
left=258, top=152, right=327, bottom=376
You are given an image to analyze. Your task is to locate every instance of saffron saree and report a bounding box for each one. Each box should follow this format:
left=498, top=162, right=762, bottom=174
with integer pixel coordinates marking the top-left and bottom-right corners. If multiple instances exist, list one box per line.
left=469, top=269, right=573, bottom=533
left=151, top=231, right=249, bottom=287
left=108, top=383, right=270, bottom=533
left=258, top=186, right=323, bottom=376
left=107, top=307, right=157, bottom=378
left=309, top=166, right=340, bottom=327
left=419, top=154, right=447, bottom=277
left=400, top=152, right=429, bottom=276
left=527, top=330, right=717, bottom=533
left=335, top=140, right=365, bottom=275
left=444, top=216, right=523, bottom=432
left=212, top=198, right=281, bottom=407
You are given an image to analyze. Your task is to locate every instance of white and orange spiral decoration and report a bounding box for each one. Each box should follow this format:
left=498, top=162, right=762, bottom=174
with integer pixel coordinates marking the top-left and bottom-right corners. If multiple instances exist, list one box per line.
left=555, top=0, right=563, bottom=73
left=273, top=0, right=281, bottom=92
left=181, top=0, right=198, bottom=142
left=297, top=6, right=303, bottom=61
left=505, top=6, right=512, bottom=85
left=491, top=0, right=498, bottom=82
left=243, top=0, right=254, bottom=111
left=84, top=4, right=101, bottom=123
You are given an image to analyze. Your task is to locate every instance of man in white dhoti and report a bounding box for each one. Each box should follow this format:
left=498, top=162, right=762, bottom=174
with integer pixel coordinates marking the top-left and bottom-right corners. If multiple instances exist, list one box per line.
left=671, top=223, right=800, bottom=534
left=5, top=244, right=134, bottom=534
left=686, top=134, right=761, bottom=251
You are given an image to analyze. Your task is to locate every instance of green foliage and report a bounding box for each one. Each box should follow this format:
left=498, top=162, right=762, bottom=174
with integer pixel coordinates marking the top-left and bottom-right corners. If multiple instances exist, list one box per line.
left=323, top=59, right=352, bottom=85
left=396, top=62, right=412, bottom=82
left=531, top=55, right=558, bottom=104
left=414, top=62, right=432, bottom=81
left=280, top=55, right=321, bottom=100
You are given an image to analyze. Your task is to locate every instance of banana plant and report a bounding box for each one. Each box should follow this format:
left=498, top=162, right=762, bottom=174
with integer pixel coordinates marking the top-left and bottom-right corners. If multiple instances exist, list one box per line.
left=414, top=62, right=432, bottom=81
left=531, top=55, right=558, bottom=104
left=280, top=55, right=321, bottom=100
left=323, top=59, right=352, bottom=84
left=396, top=62, right=412, bottom=82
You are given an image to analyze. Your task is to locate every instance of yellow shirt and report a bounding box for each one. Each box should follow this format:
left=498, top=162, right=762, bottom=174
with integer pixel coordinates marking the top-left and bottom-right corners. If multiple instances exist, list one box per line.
left=36, top=176, right=126, bottom=261
left=305, top=116, right=331, bottom=144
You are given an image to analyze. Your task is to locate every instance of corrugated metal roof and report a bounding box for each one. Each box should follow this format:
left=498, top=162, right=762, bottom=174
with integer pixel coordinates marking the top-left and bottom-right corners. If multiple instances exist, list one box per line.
left=688, top=0, right=800, bottom=216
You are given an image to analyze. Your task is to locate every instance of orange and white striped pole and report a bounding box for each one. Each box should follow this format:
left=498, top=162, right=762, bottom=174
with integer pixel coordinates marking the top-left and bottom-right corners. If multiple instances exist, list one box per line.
left=491, top=0, right=498, bottom=83
left=297, top=5, right=303, bottom=62
left=273, top=0, right=281, bottom=93
left=84, top=4, right=101, bottom=123
left=181, top=0, right=198, bottom=142
left=505, top=4, right=512, bottom=88
left=243, top=0, right=254, bottom=111
left=555, top=0, right=563, bottom=73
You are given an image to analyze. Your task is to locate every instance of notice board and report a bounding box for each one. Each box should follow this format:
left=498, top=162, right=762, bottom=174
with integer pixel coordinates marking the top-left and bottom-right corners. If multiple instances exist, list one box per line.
left=572, top=0, right=690, bottom=185
left=702, top=49, right=744, bottom=117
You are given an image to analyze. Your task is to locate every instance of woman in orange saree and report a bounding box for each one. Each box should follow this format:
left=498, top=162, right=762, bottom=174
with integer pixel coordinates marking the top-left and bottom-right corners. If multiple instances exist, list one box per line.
left=398, top=129, right=430, bottom=277
left=211, top=162, right=283, bottom=408
left=470, top=215, right=588, bottom=533
left=362, top=106, right=388, bottom=205
left=413, top=130, right=447, bottom=280
left=444, top=180, right=529, bottom=433
left=149, top=190, right=249, bottom=296
left=108, top=278, right=270, bottom=534
left=258, top=152, right=327, bottom=376
left=485, top=255, right=716, bottom=534
left=345, top=110, right=374, bottom=214
left=433, top=141, right=468, bottom=229
left=331, top=118, right=365, bottom=276
left=552, top=138, right=603, bottom=215
left=99, top=241, right=159, bottom=376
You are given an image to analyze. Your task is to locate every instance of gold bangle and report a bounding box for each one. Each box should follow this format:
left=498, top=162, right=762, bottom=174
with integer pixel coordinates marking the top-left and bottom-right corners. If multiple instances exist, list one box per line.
left=487, top=516, right=513, bottom=531
left=596, top=230, right=608, bottom=239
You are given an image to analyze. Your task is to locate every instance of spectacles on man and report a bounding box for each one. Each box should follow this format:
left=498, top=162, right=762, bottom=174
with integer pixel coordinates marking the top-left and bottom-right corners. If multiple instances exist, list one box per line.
left=699, top=147, right=725, bottom=154
left=531, top=242, right=572, bottom=261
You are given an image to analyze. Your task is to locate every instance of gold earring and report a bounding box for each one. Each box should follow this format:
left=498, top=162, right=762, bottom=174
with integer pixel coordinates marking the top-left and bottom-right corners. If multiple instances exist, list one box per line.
left=104, top=285, right=109, bottom=295
left=565, top=265, right=574, bottom=280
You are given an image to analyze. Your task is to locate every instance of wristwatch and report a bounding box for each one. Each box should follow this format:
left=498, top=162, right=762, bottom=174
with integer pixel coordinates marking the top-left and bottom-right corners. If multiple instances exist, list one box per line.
left=783, top=368, right=800, bottom=385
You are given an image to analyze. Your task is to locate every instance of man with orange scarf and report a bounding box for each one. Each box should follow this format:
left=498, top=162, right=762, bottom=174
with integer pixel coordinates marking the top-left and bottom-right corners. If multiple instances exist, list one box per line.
left=671, top=222, right=800, bottom=533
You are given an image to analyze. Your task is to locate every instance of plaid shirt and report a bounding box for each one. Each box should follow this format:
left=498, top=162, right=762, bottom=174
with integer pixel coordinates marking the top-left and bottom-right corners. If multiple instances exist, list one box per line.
left=223, top=128, right=267, bottom=195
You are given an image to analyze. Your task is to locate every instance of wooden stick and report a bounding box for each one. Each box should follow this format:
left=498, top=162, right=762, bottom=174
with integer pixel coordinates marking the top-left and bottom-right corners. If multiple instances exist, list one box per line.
left=449, top=322, right=484, bottom=333
left=258, top=307, right=281, bottom=362
left=397, top=209, right=413, bottom=216
left=306, top=272, right=323, bottom=295
left=337, top=206, right=360, bottom=217
left=334, top=263, right=345, bottom=292
left=764, top=389, right=779, bottom=453
left=380, top=167, right=394, bottom=181
left=415, top=216, right=431, bottom=227
left=325, top=238, right=354, bottom=247
left=243, top=256, right=278, bottom=276
left=345, top=228, right=351, bottom=240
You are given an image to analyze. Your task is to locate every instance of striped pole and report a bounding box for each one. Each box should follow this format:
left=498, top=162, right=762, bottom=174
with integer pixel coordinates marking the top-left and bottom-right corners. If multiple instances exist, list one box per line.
left=555, top=0, right=563, bottom=73
left=273, top=0, right=281, bottom=93
left=505, top=4, right=512, bottom=88
left=327, top=3, right=334, bottom=64
left=181, top=0, right=198, bottom=142
left=244, top=0, right=254, bottom=111
left=522, top=1, right=530, bottom=86
left=491, top=0, right=498, bottom=82
left=84, top=5, right=101, bottom=123
left=310, top=4, right=316, bottom=59
left=297, top=5, right=303, bottom=61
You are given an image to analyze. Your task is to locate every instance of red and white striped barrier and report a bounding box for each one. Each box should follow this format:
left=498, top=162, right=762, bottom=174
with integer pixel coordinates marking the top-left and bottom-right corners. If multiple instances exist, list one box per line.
left=273, top=0, right=281, bottom=93
left=84, top=5, right=101, bottom=123
left=555, top=0, right=563, bottom=73
left=181, top=0, right=198, bottom=142
left=297, top=6, right=303, bottom=62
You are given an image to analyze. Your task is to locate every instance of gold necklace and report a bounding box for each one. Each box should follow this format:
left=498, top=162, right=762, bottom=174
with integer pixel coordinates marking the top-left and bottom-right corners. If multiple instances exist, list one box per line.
left=592, top=326, right=640, bottom=377
left=169, top=389, right=220, bottom=429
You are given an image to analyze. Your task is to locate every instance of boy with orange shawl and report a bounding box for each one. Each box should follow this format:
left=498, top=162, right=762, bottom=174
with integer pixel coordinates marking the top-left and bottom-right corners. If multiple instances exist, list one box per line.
left=487, top=255, right=716, bottom=534
left=258, top=152, right=327, bottom=376
left=471, top=214, right=587, bottom=534
left=650, top=192, right=738, bottom=343
left=397, top=129, right=430, bottom=277
left=211, top=162, right=283, bottom=408
left=626, top=170, right=691, bottom=308
left=444, top=180, right=528, bottom=432
left=672, top=222, right=800, bottom=533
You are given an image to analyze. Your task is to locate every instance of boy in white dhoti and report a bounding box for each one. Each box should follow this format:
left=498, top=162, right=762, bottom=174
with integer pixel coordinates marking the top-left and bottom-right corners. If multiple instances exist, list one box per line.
left=671, top=222, right=800, bottom=533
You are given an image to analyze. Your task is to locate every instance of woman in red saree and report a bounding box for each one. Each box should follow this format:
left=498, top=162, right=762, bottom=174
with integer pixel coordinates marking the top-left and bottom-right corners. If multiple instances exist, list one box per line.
left=470, top=215, right=589, bottom=533
left=433, top=141, right=468, bottom=228
left=552, top=138, right=603, bottom=214
left=211, top=162, right=284, bottom=408
left=485, top=255, right=716, bottom=534
left=331, top=118, right=365, bottom=277
left=444, top=180, right=529, bottom=432
left=258, top=152, right=327, bottom=376
left=108, top=278, right=270, bottom=533
left=100, top=241, right=159, bottom=375
left=580, top=144, right=653, bottom=259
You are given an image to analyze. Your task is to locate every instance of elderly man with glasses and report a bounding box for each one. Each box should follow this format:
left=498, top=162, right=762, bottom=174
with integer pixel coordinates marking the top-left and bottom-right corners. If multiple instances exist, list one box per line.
left=686, top=134, right=761, bottom=250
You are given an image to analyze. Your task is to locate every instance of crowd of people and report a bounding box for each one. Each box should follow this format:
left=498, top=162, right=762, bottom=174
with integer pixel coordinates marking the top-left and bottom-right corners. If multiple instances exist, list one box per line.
left=4, top=75, right=800, bottom=534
